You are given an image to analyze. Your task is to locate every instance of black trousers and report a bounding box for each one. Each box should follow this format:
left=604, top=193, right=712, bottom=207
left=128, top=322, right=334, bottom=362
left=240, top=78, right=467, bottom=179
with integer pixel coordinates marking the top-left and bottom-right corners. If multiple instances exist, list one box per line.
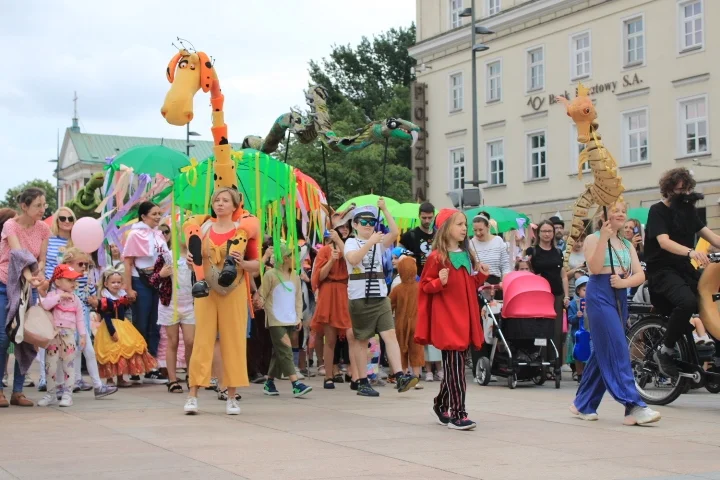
left=649, top=265, right=700, bottom=348
left=434, top=350, right=468, bottom=419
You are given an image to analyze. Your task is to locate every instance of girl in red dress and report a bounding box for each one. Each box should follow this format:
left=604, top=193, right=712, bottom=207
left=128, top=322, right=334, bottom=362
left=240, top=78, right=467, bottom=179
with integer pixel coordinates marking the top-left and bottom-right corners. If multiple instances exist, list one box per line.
left=415, top=209, right=489, bottom=431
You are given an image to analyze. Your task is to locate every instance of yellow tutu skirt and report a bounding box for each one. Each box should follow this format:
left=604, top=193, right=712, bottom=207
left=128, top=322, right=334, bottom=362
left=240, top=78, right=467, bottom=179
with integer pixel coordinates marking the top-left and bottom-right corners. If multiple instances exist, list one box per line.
left=94, top=318, right=157, bottom=379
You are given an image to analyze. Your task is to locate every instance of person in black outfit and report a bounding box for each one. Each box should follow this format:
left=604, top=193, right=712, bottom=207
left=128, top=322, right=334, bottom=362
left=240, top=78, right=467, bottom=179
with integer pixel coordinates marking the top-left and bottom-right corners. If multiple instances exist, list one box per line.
left=399, top=202, right=435, bottom=276
left=645, top=168, right=720, bottom=377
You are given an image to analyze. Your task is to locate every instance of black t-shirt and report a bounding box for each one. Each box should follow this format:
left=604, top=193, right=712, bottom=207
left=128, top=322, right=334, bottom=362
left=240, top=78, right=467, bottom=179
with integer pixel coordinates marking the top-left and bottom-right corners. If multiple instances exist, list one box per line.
left=527, top=245, right=564, bottom=296
left=645, top=201, right=705, bottom=272
left=400, top=227, right=434, bottom=275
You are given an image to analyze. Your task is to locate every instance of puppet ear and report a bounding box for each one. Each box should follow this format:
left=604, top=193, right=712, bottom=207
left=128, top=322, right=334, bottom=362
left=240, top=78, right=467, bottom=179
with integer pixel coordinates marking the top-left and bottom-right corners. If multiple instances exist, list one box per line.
left=166, top=52, right=183, bottom=83
left=198, top=52, right=213, bottom=93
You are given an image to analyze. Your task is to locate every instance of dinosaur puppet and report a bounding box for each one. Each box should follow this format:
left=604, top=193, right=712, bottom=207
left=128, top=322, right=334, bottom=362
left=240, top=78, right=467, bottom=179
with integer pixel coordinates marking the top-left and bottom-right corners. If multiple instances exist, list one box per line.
left=241, top=85, right=421, bottom=154
left=161, top=47, right=259, bottom=298
left=557, top=83, right=625, bottom=266
left=65, top=172, right=105, bottom=219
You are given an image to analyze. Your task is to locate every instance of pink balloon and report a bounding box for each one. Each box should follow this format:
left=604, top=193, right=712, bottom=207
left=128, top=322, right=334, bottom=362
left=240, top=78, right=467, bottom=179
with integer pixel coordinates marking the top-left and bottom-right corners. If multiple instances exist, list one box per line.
left=71, top=217, right=104, bottom=253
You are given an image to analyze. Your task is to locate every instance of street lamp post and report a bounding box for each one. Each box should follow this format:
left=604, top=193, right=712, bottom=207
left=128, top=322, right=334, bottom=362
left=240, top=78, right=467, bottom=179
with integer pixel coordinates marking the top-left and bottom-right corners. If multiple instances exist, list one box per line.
left=186, top=123, right=201, bottom=156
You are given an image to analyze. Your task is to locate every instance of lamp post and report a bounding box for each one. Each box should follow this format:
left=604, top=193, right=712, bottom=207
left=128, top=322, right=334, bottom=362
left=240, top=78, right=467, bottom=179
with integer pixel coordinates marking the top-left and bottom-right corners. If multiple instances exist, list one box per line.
left=459, top=4, right=494, bottom=187
left=186, top=122, right=201, bottom=156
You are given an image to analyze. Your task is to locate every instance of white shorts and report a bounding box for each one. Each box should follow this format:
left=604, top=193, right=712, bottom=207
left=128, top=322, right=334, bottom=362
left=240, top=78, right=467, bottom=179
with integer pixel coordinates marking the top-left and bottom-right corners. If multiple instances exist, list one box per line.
left=157, top=305, right=196, bottom=326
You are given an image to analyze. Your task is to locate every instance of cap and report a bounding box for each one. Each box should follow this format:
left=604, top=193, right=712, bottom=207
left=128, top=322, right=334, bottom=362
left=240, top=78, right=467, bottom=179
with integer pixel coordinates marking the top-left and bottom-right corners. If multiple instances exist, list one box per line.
left=50, top=264, right=83, bottom=284
left=352, top=205, right=379, bottom=221
left=392, top=247, right=412, bottom=258
left=549, top=216, right=564, bottom=227
left=575, top=275, right=589, bottom=290
left=435, top=208, right=459, bottom=229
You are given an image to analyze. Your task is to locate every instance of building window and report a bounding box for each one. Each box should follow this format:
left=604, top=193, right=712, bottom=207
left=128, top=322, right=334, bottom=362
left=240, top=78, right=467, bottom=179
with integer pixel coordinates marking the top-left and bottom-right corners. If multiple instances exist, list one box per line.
left=487, top=0, right=500, bottom=16
left=450, top=148, right=466, bottom=190
left=450, top=0, right=463, bottom=29
left=679, top=95, right=709, bottom=156
left=486, top=60, right=502, bottom=103
left=527, top=132, right=547, bottom=180
left=570, top=31, right=591, bottom=80
left=623, top=16, right=644, bottom=66
left=527, top=47, right=544, bottom=92
left=449, top=73, right=463, bottom=112
left=570, top=125, right=589, bottom=173
left=487, top=140, right=504, bottom=185
left=622, top=108, right=649, bottom=164
left=678, top=0, right=703, bottom=52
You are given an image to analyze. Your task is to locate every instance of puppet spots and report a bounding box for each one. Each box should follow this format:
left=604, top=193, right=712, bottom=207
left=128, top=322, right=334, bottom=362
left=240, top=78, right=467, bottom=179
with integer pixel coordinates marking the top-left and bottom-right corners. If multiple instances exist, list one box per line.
left=205, top=61, right=212, bottom=69
left=219, top=137, right=229, bottom=145
left=232, top=185, right=238, bottom=190
left=213, top=174, right=218, bottom=180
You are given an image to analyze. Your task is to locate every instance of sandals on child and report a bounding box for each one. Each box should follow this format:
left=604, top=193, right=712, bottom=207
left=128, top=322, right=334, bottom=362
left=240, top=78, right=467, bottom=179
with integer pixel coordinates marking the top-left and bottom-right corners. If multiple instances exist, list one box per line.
left=167, top=381, right=184, bottom=393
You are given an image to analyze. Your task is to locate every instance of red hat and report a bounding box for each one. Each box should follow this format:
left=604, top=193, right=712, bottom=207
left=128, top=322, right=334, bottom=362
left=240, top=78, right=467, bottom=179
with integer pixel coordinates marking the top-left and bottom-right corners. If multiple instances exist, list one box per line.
left=435, top=208, right=459, bottom=229
left=50, top=264, right=83, bottom=284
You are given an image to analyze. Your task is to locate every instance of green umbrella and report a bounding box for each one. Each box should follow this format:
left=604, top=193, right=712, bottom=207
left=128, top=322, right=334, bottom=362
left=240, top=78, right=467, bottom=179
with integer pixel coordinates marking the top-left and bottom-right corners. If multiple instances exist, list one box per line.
left=339, top=195, right=399, bottom=212
left=389, top=202, right=438, bottom=231
left=627, top=207, right=649, bottom=225
left=464, top=206, right=530, bottom=233
left=109, top=145, right=191, bottom=179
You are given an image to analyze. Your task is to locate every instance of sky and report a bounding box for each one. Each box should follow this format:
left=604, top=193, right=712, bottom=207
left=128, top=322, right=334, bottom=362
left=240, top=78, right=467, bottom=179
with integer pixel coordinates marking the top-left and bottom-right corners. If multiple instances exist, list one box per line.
left=0, top=0, right=415, bottom=197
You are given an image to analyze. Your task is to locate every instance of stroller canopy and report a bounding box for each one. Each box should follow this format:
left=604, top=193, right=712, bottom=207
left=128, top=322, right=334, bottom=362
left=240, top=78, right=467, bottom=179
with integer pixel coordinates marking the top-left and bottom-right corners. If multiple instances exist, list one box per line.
left=502, top=271, right=557, bottom=319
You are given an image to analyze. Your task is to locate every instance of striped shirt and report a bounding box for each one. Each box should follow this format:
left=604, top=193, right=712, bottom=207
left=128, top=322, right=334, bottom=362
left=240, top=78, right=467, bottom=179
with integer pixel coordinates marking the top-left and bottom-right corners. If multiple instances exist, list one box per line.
left=470, top=236, right=511, bottom=279
left=345, top=238, right=387, bottom=299
left=45, top=236, right=70, bottom=279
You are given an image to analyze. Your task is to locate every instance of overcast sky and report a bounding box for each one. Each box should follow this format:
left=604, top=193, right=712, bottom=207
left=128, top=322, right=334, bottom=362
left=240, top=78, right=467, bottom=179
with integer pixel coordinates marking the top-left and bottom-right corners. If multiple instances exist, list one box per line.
left=0, top=0, right=415, bottom=197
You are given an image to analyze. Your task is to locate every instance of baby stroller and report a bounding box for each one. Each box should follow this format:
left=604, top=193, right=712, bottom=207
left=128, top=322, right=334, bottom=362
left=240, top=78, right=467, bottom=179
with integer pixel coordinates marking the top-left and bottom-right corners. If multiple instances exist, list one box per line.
left=474, top=271, right=561, bottom=389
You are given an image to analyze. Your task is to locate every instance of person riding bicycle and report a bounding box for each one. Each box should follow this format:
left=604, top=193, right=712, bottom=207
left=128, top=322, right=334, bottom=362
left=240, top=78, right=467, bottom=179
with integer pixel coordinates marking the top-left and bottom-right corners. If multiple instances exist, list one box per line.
left=645, top=168, right=720, bottom=377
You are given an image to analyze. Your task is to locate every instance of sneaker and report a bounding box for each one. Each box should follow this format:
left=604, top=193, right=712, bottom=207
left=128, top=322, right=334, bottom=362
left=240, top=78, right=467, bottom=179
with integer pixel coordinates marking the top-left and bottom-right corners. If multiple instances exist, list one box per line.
left=94, top=384, right=118, bottom=399
left=292, top=382, right=312, bottom=397
left=653, top=349, right=679, bottom=378
left=250, top=373, right=265, bottom=384
left=184, top=397, right=198, bottom=415
left=300, top=368, right=316, bottom=378
left=370, top=377, right=386, bottom=387
left=396, top=373, right=419, bottom=393
left=56, top=388, right=64, bottom=400
left=129, top=375, right=142, bottom=385
left=263, top=380, right=280, bottom=396
left=414, top=382, right=424, bottom=390
left=434, top=372, right=444, bottom=382
left=23, top=377, right=35, bottom=388
left=205, top=377, right=219, bottom=390
left=59, top=393, right=73, bottom=407
left=425, top=372, right=434, bottom=382
left=702, top=335, right=714, bottom=345
left=294, top=367, right=305, bottom=380
left=37, top=393, right=58, bottom=407
left=76, top=380, right=93, bottom=392
left=356, top=382, right=380, bottom=397
left=561, top=364, right=572, bottom=373
left=38, top=380, right=47, bottom=392
left=570, top=403, right=599, bottom=421
left=226, top=398, right=241, bottom=415
left=432, top=405, right=450, bottom=426
left=624, top=406, right=661, bottom=426
left=144, top=370, right=168, bottom=385
left=448, top=417, right=476, bottom=431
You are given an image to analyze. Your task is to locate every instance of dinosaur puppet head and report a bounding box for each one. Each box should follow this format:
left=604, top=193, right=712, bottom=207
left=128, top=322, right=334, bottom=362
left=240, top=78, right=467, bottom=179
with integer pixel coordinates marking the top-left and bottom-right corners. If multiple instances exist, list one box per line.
left=161, top=49, right=214, bottom=126
left=556, top=83, right=598, bottom=143
left=379, top=118, right=421, bottom=146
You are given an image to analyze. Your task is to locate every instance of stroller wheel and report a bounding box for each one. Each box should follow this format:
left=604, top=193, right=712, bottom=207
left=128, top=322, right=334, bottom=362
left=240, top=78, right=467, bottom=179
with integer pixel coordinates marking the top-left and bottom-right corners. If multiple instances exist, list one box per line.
left=555, top=375, right=561, bottom=389
left=475, top=357, right=492, bottom=386
left=507, top=373, right=517, bottom=389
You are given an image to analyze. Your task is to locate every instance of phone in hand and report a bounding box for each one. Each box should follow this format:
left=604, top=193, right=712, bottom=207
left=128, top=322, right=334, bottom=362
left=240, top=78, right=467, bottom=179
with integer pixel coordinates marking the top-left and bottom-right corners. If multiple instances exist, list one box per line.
left=633, top=226, right=640, bottom=235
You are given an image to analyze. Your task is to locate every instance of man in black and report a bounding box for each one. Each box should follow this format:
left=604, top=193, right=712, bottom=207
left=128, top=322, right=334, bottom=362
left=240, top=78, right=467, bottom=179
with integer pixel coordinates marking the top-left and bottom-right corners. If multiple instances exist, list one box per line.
left=399, top=202, right=435, bottom=276
left=645, top=167, right=720, bottom=377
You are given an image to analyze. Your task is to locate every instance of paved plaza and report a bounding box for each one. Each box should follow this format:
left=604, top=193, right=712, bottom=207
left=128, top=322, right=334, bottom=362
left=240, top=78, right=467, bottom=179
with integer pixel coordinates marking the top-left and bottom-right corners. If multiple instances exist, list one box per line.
left=2, top=370, right=720, bottom=480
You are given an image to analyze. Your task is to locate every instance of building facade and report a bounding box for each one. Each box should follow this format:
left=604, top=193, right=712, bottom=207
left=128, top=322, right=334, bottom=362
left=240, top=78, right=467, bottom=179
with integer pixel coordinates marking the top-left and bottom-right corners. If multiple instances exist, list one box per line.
left=409, top=0, right=719, bottom=227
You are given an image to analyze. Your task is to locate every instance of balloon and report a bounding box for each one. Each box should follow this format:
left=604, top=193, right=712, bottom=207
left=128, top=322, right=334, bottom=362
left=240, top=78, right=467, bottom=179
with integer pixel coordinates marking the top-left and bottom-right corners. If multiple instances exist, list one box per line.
left=71, top=217, right=104, bottom=253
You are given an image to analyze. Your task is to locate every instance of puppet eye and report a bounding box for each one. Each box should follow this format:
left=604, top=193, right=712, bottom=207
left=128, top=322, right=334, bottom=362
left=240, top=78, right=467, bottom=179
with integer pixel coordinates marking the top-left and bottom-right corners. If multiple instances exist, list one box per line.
left=178, top=60, right=188, bottom=69
left=583, top=108, right=591, bottom=114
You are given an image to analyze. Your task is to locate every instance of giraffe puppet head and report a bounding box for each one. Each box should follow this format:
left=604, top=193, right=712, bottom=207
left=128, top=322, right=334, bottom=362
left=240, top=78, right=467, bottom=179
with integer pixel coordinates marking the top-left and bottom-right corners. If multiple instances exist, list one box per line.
left=161, top=49, right=214, bottom=126
left=556, top=83, right=598, bottom=144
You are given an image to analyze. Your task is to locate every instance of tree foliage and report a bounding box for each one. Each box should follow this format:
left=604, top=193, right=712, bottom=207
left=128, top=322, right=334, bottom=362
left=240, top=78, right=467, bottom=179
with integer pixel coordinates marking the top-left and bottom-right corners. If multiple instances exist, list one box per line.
left=0, top=179, right=57, bottom=216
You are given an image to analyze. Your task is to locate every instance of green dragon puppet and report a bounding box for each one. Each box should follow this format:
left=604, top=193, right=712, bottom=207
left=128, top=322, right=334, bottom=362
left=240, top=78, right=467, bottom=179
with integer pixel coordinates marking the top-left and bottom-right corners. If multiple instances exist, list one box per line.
left=64, top=172, right=105, bottom=219
left=241, top=85, right=420, bottom=154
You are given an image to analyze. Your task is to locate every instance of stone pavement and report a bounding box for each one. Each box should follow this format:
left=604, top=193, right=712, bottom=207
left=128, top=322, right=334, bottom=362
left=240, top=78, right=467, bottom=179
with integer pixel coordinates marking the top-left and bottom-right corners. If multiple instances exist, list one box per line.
left=2, top=372, right=720, bottom=480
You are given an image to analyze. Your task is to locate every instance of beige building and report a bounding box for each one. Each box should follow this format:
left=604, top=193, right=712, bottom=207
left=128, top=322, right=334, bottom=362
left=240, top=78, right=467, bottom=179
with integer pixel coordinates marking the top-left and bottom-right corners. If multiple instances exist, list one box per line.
left=409, top=0, right=719, bottom=228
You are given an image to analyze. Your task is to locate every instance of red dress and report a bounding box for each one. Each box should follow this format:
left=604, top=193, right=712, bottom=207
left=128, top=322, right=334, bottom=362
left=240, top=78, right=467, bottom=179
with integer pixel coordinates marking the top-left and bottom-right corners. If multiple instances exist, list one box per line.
left=415, top=251, right=487, bottom=351
left=310, top=245, right=352, bottom=331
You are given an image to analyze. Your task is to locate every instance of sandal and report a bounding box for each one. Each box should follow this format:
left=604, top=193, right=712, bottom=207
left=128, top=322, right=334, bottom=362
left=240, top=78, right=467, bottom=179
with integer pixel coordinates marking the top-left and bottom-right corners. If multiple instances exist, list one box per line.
left=323, top=379, right=335, bottom=390
left=167, top=381, right=184, bottom=393
left=217, top=388, right=241, bottom=401
left=117, top=379, right=133, bottom=388
left=0, top=393, right=8, bottom=408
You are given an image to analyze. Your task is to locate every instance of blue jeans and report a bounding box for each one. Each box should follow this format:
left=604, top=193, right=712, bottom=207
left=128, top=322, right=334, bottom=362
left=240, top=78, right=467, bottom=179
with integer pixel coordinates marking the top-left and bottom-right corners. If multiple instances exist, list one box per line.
left=0, top=282, right=37, bottom=393
left=131, top=277, right=160, bottom=358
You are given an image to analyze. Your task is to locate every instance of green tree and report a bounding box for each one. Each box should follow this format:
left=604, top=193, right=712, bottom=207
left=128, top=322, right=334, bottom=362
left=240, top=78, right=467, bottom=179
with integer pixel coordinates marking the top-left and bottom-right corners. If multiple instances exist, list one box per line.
left=0, top=179, right=57, bottom=216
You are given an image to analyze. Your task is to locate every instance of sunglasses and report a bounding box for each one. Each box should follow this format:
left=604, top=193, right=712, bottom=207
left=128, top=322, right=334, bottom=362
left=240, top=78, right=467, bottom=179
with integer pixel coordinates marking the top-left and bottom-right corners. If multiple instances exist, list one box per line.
left=58, top=216, right=75, bottom=223
left=75, top=262, right=88, bottom=268
left=357, top=218, right=378, bottom=227
left=160, top=229, right=170, bottom=235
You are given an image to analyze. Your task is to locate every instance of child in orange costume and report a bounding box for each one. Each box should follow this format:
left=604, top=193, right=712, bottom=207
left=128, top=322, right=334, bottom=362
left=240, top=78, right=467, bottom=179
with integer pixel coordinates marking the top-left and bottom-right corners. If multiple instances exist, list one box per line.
left=389, top=255, right=424, bottom=382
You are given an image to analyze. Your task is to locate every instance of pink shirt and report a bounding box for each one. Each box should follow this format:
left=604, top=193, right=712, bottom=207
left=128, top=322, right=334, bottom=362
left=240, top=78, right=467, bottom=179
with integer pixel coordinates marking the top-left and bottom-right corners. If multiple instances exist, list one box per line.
left=0, top=218, right=51, bottom=284
left=40, top=290, right=86, bottom=335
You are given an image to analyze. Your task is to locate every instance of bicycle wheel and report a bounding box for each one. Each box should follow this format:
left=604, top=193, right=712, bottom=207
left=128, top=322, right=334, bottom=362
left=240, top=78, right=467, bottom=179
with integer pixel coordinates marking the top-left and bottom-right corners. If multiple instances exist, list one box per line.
left=627, top=316, right=688, bottom=406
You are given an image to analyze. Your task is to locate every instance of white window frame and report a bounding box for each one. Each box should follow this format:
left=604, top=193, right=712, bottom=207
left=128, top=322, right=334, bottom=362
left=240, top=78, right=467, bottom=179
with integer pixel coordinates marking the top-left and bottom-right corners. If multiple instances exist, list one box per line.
left=621, top=107, right=650, bottom=165
left=677, top=0, right=704, bottom=53
left=570, top=124, right=590, bottom=174
left=486, top=0, right=501, bottom=16
left=526, top=45, right=545, bottom=93
left=486, top=59, right=502, bottom=103
left=569, top=30, right=592, bottom=81
left=622, top=14, right=645, bottom=68
left=526, top=130, right=547, bottom=180
left=677, top=94, right=710, bottom=158
left=449, top=72, right=464, bottom=113
left=486, top=139, right=505, bottom=186
left=450, top=0, right=464, bottom=29
left=449, top=147, right=466, bottom=190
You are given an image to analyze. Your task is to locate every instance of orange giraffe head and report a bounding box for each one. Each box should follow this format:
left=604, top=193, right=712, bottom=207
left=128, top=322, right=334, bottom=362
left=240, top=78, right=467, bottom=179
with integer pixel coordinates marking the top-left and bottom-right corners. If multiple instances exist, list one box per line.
left=161, top=49, right=214, bottom=126
left=556, top=83, right=597, bottom=143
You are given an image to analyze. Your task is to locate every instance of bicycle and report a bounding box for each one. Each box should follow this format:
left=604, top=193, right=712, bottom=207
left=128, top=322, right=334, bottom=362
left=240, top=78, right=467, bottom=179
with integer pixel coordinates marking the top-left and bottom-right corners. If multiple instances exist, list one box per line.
left=627, top=252, right=720, bottom=405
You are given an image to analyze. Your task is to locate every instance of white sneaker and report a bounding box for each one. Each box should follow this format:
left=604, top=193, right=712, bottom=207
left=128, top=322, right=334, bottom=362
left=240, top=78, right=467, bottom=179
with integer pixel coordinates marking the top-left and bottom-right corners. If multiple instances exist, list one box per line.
left=694, top=332, right=704, bottom=344
left=425, top=372, right=433, bottom=382
left=37, top=393, right=58, bottom=407
left=295, top=367, right=305, bottom=380
left=59, top=393, right=73, bottom=407
left=570, top=403, right=599, bottom=421
left=226, top=398, right=241, bottom=415
left=624, top=406, right=661, bottom=426
left=561, top=364, right=573, bottom=373
left=702, top=335, right=714, bottom=345
left=184, top=397, right=198, bottom=415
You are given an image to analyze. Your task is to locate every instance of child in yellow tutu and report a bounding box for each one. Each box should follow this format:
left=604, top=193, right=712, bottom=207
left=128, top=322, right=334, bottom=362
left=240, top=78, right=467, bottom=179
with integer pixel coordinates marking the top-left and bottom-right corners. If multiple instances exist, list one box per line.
left=94, top=268, right=157, bottom=385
